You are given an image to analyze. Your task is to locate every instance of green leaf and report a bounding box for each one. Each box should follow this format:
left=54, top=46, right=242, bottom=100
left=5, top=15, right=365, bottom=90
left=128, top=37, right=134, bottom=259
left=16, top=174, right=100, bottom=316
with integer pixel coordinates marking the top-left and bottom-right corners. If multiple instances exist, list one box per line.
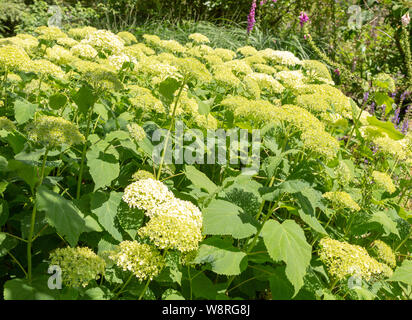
left=194, top=237, right=248, bottom=276
left=0, top=232, right=18, bottom=257
left=185, top=165, right=217, bottom=194
left=369, top=211, right=400, bottom=238
left=3, top=277, right=59, bottom=300
left=374, top=92, right=393, bottom=115
left=0, top=199, right=9, bottom=226
left=36, top=186, right=86, bottom=246
left=49, top=93, right=67, bottom=110
left=158, top=77, right=181, bottom=104
left=268, top=266, right=295, bottom=300
left=202, top=199, right=257, bottom=239
left=366, top=116, right=404, bottom=140
left=86, top=142, right=120, bottom=191
left=73, top=85, right=96, bottom=114
left=261, top=219, right=312, bottom=295
left=190, top=272, right=218, bottom=299
left=162, top=289, right=185, bottom=300
left=388, top=260, right=412, bottom=286
left=14, top=99, right=37, bottom=124
left=91, top=191, right=123, bottom=241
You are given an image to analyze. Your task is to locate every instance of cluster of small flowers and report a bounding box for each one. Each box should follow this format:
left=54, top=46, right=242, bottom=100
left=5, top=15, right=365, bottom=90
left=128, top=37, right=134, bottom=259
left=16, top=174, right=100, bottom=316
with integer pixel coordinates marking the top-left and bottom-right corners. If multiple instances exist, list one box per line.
left=372, top=171, right=396, bottom=194
left=108, top=53, right=137, bottom=70
left=371, top=240, right=396, bottom=268
left=27, top=115, right=85, bottom=147
left=132, top=170, right=155, bottom=181
left=128, top=85, right=165, bottom=114
left=46, top=45, right=76, bottom=65
left=258, top=49, right=301, bottom=66
left=322, top=191, right=360, bottom=211
left=127, top=123, right=146, bottom=143
left=70, top=43, right=98, bottom=59
left=35, top=26, right=67, bottom=41
left=108, top=241, right=164, bottom=281
left=49, top=247, right=106, bottom=288
left=81, top=29, right=125, bottom=54
left=319, top=238, right=393, bottom=281
left=117, top=31, right=138, bottom=45
left=188, top=33, right=210, bottom=44
left=122, top=178, right=203, bottom=252
left=0, top=45, right=31, bottom=70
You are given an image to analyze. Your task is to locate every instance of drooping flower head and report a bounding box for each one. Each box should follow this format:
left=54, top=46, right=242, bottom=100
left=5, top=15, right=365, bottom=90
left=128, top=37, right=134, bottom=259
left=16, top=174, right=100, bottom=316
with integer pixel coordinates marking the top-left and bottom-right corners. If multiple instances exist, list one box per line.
left=319, top=238, right=393, bottom=281
left=372, top=240, right=396, bottom=268
left=27, top=115, right=85, bottom=147
left=132, top=170, right=155, bottom=181
left=323, top=191, right=360, bottom=211
left=127, top=123, right=146, bottom=143
left=139, top=197, right=203, bottom=252
left=372, top=171, right=396, bottom=194
left=108, top=241, right=164, bottom=281
left=49, top=247, right=106, bottom=288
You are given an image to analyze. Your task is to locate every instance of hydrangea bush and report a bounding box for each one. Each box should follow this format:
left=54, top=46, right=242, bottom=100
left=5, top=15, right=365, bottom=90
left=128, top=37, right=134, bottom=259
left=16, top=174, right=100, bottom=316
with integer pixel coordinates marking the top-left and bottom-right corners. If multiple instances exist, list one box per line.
left=0, top=25, right=411, bottom=300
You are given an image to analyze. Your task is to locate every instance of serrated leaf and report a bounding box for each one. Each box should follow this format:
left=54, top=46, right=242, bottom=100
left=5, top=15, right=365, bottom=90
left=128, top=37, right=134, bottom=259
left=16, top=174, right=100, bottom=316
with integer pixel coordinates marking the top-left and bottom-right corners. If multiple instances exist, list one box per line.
left=367, top=116, right=404, bottom=140
left=158, top=77, right=181, bottom=104
left=388, top=260, right=412, bottom=285
left=36, top=186, right=85, bottom=246
left=369, top=211, right=399, bottom=238
left=49, top=93, right=67, bottom=110
left=73, top=85, right=96, bottom=114
left=91, top=191, right=123, bottom=241
left=0, top=232, right=18, bottom=257
left=14, top=99, right=37, bottom=124
left=194, top=237, right=247, bottom=276
left=202, top=199, right=257, bottom=239
left=185, top=165, right=217, bottom=194
left=261, top=219, right=311, bottom=295
left=86, top=143, right=119, bottom=191
left=162, top=289, right=185, bottom=300
left=3, top=277, right=59, bottom=300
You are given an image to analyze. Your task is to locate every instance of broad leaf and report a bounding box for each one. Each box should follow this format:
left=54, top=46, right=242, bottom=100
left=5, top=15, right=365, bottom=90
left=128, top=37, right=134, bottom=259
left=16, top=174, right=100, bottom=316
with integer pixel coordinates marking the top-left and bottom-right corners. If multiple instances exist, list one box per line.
left=91, top=191, right=123, bottom=241
left=261, top=219, right=312, bottom=295
left=14, top=99, right=37, bottom=124
left=36, top=186, right=85, bottom=246
left=194, top=237, right=247, bottom=276
left=185, top=165, right=217, bottom=194
left=202, top=199, right=257, bottom=239
left=389, top=260, right=412, bottom=286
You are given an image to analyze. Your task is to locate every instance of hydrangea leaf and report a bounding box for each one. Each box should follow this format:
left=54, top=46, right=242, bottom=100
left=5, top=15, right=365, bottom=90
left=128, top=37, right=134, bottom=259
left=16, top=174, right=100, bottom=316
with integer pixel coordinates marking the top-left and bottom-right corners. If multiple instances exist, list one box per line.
left=86, top=142, right=120, bottom=191
left=369, top=211, right=400, bottom=238
left=261, top=219, right=312, bottom=295
left=36, top=186, right=85, bottom=246
left=388, top=260, right=412, bottom=286
left=91, top=191, right=123, bottom=242
left=185, top=165, right=217, bottom=194
left=14, top=99, right=37, bottom=124
left=194, top=237, right=248, bottom=276
left=202, top=199, right=257, bottom=239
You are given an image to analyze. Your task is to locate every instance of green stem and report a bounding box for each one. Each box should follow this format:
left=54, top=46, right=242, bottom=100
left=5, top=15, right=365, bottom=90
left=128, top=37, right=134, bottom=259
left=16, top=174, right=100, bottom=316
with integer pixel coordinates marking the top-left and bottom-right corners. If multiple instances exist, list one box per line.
left=156, top=76, right=187, bottom=180
left=27, top=147, right=49, bottom=282
left=8, top=251, right=28, bottom=277
left=76, top=108, right=93, bottom=200
left=113, top=273, right=134, bottom=299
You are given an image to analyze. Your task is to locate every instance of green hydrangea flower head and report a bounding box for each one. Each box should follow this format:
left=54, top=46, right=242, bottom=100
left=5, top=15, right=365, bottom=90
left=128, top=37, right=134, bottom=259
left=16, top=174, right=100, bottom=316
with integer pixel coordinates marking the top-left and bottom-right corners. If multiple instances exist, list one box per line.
left=27, top=115, right=85, bottom=147
left=49, top=247, right=106, bottom=288
left=109, top=241, right=164, bottom=281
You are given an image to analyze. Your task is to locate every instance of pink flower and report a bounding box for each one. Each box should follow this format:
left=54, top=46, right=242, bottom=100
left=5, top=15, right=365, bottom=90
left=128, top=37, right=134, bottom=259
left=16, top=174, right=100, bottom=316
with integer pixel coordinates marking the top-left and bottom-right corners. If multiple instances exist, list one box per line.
left=402, top=13, right=410, bottom=27
left=299, top=11, right=309, bottom=28
left=247, top=0, right=257, bottom=34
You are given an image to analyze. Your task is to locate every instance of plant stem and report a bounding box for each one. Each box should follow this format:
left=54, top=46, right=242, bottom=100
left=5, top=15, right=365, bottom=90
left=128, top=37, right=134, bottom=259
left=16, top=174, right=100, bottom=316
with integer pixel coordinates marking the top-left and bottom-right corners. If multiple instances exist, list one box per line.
left=156, top=76, right=187, bottom=180
left=76, top=108, right=93, bottom=200
left=113, top=273, right=134, bottom=299
left=27, top=147, right=49, bottom=282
